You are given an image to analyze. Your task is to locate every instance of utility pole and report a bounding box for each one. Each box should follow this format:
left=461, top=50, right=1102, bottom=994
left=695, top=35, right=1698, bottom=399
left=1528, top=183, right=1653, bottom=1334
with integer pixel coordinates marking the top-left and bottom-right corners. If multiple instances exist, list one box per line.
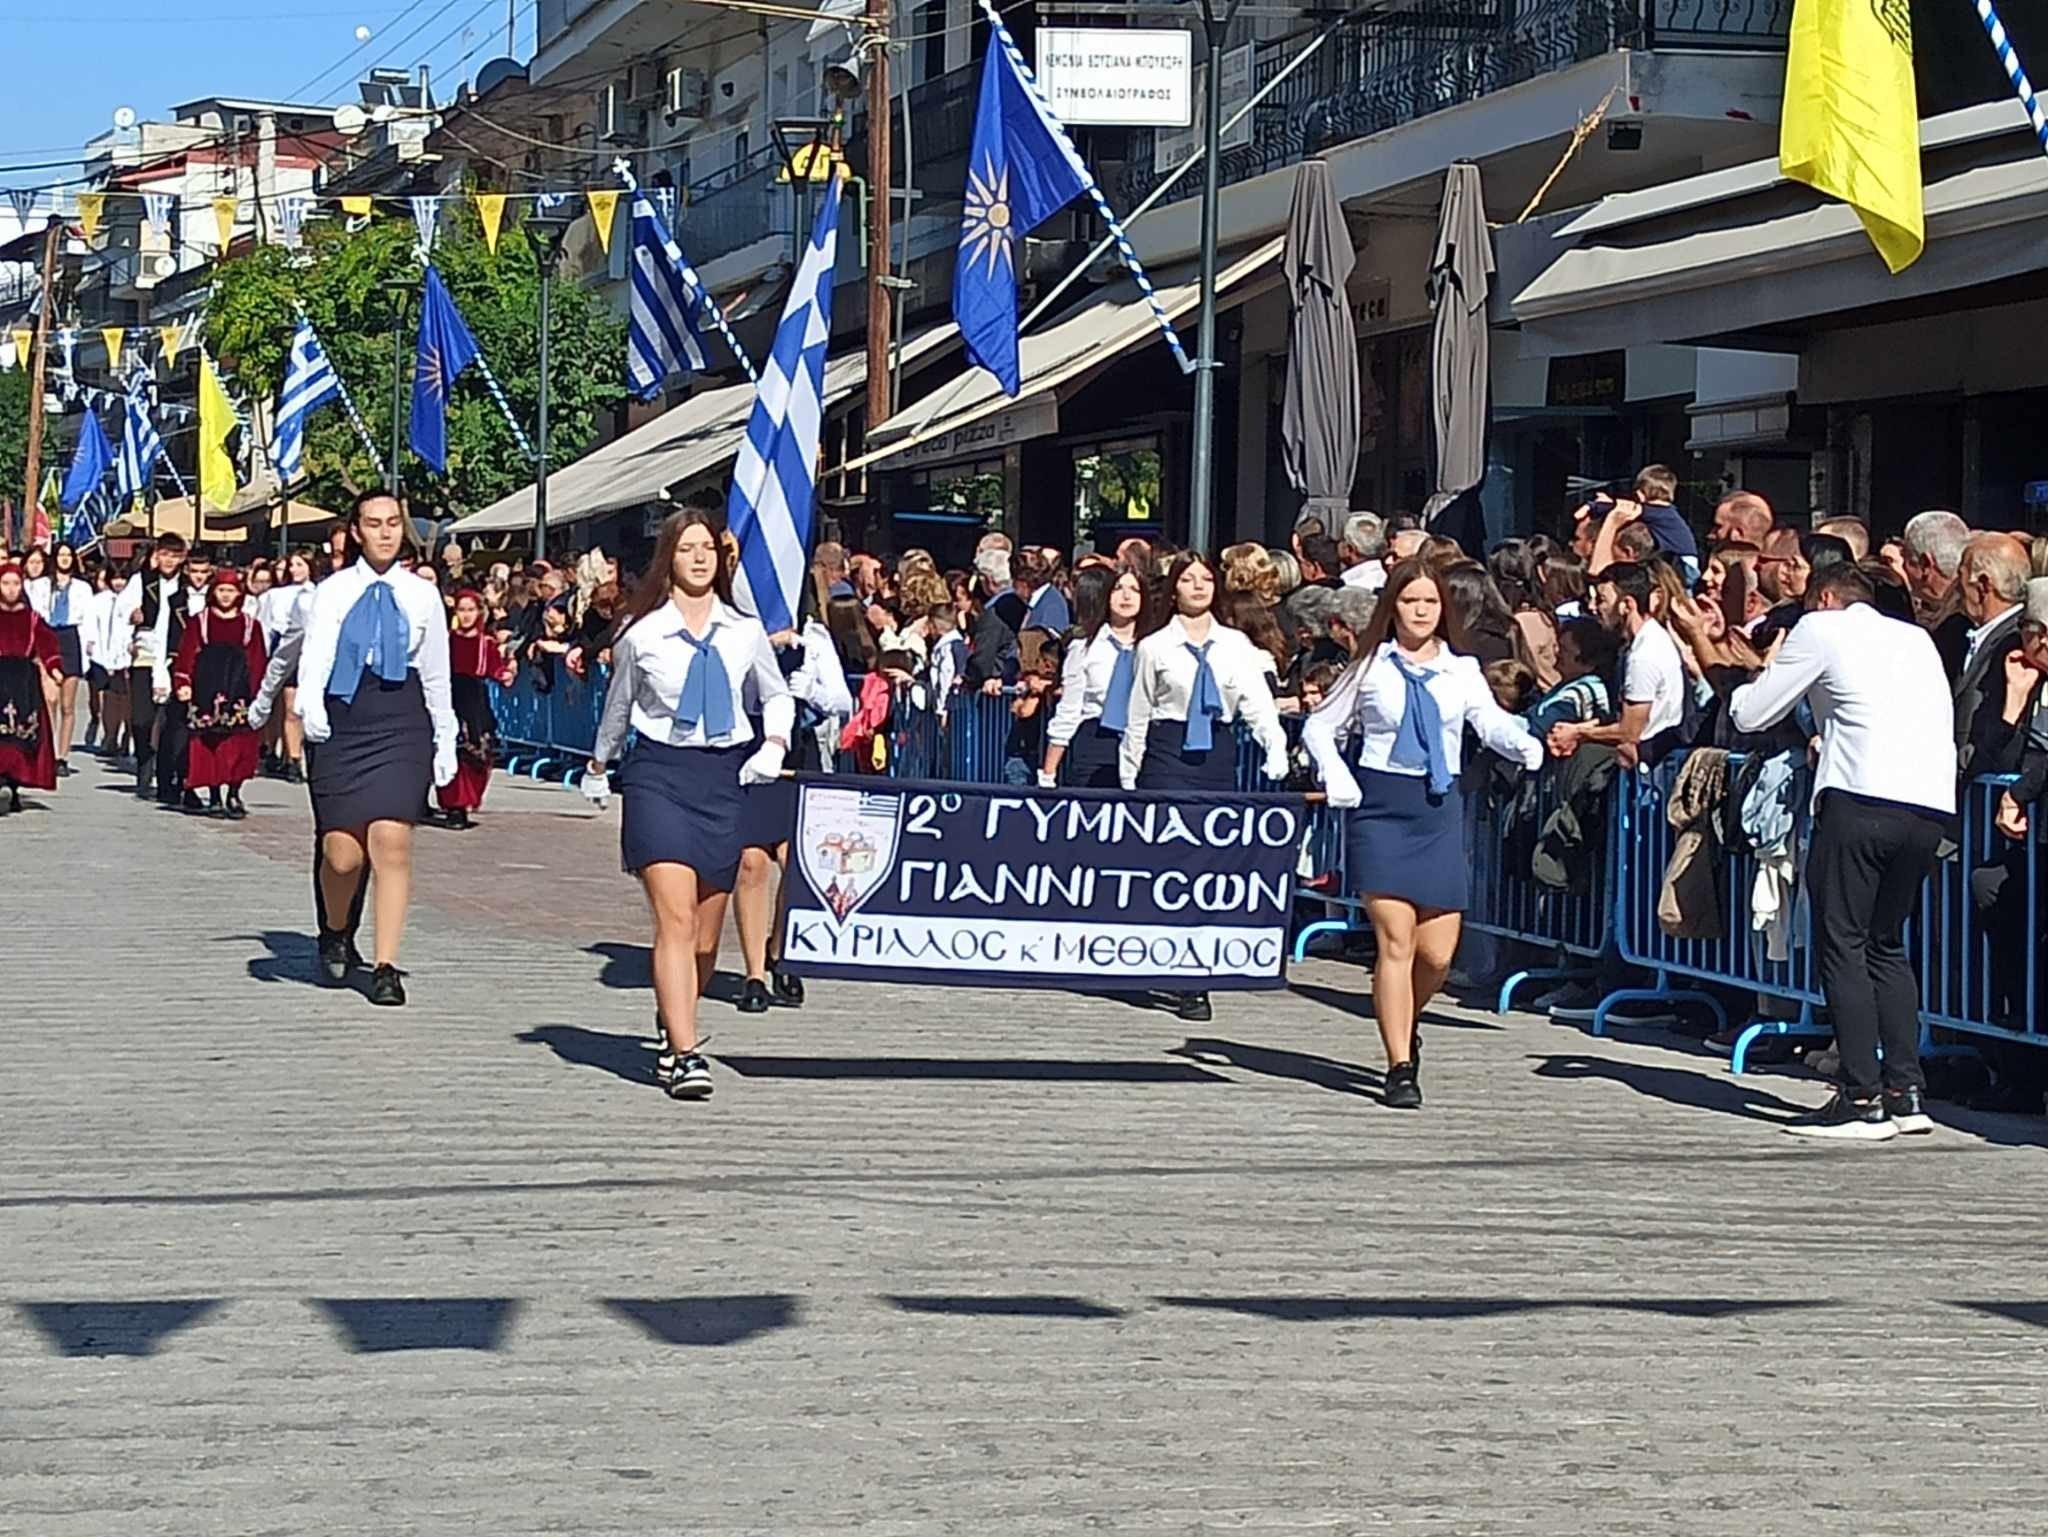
left=21, top=219, right=59, bottom=539
left=382, top=279, right=410, bottom=499
left=864, top=0, right=893, bottom=442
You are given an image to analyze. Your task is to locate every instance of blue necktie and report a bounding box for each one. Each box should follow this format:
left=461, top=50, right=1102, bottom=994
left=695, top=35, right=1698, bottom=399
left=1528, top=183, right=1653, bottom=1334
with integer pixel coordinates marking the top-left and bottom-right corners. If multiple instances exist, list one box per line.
left=1386, top=653, right=1451, bottom=796
left=674, top=624, right=735, bottom=739
left=1182, top=641, right=1222, bottom=752
left=52, top=584, right=71, bottom=628
left=329, top=581, right=411, bottom=703
left=1098, top=640, right=1135, bottom=733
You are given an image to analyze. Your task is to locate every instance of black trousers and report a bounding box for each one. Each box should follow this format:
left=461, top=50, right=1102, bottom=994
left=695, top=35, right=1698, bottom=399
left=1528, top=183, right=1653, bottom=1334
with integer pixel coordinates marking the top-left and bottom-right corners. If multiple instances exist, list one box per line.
left=1809, top=790, right=1947, bottom=1097
left=155, top=696, right=189, bottom=801
left=128, top=667, right=159, bottom=782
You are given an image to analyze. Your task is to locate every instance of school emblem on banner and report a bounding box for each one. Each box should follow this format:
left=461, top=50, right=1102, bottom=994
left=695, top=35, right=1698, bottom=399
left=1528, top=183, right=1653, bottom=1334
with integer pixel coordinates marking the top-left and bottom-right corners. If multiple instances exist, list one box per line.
left=797, top=786, right=904, bottom=924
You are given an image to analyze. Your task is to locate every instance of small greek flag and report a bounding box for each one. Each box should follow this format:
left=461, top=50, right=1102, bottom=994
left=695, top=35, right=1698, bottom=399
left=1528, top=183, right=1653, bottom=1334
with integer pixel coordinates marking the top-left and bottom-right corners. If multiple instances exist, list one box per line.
left=626, top=190, right=711, bottom=399
left=274, top=317, right=341, bottom=482
left=116, top=383, right=161, bottom=501
left=727, top=173, right=842, bottom=633
left=142, top=191, right=177, bottom=241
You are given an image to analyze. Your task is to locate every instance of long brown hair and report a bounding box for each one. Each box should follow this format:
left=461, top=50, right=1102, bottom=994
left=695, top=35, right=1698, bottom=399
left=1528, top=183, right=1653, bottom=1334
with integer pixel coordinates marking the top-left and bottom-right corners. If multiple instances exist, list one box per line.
left=622, top=507, right=736, bottom=628
left=1352, top=557, right=1468, bottom=659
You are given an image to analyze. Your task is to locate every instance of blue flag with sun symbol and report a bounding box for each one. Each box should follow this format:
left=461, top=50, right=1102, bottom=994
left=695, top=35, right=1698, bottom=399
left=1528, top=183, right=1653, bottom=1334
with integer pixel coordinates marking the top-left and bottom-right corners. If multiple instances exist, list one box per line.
left=410, top=264, right=482, bottom=474
left=953, top=40, right=1092, bottom=396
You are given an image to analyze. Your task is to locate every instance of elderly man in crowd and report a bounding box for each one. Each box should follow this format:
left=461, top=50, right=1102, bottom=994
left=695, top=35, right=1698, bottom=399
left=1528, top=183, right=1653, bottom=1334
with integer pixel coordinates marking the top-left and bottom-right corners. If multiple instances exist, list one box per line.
left=815, top=540, right=853, bottom=599
left=1900, top=509, right=1973, bottom=678
left=1339, top=512, right=1387, bottom=595
left=1953, top=532, right=2032, bottom=776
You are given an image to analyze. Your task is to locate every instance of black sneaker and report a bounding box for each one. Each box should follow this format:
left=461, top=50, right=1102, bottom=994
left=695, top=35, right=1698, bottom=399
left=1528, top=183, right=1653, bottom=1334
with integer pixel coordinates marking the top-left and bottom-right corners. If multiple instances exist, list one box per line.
left=55, top=758, right=71, bottom=777
left=368, top=964, right=407, bottom=1007
left=1384, top=1061, right=1423, bottom=1110
left=771, top=970, right=805, bottom=1008
left=1551, top=996, right=1677, bottom=1027
left=737, top=979, right=771, bottom=1014
left=667, top=1052, right=713, bottom=1100
left=225, top=788, right=248, bottom=820
left=317, top=929, right=353, bottom=984
left=1175, top=992, right=1213, bottom=1023
left=1884, top=1085, right=1934, bottom=1136
left=1783, top=1090, right=1897, bottom=1142
left=286, top=762, right=305, bottom=785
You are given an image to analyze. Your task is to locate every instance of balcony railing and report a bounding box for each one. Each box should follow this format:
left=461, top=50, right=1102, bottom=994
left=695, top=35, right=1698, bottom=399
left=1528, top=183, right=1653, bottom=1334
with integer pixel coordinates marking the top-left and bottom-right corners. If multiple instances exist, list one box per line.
left=1116, top=0, right=1785, bottom=210
left=678, top=144, right=796, bottom=270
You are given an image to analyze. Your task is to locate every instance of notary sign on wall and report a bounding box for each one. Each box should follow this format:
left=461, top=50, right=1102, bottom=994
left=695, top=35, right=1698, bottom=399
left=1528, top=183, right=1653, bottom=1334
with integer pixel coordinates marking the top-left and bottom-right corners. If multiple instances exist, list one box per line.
left=1035, top=28, right=1193, bottom=129
left=781, top=777, right=1303, bottom=990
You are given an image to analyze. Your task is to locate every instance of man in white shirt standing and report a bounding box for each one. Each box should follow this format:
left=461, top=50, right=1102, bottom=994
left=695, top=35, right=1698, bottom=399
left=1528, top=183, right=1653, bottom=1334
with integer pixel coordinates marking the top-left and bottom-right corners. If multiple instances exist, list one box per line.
left=1729, top=562, right=1955, bottom=1142
left=1546, top=562, right=1685, bottom=770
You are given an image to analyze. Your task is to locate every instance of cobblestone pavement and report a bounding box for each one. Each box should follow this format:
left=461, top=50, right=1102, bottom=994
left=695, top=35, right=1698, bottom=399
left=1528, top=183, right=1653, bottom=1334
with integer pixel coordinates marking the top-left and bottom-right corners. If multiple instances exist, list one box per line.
left=7, top=757, right=2048, bottom=1536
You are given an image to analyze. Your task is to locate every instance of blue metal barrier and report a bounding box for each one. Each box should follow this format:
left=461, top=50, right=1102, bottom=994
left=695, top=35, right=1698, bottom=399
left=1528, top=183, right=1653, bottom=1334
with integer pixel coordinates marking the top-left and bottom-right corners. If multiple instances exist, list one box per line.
left=1468, top=768, right=1615, bottom=1014
left=1917, top=774, right=2042, bottom=1050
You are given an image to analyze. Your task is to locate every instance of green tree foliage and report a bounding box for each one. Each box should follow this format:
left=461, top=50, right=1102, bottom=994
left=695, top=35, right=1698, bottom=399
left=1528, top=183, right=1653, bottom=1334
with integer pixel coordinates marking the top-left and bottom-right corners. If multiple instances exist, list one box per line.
left=206, top=205, right=625, bottom=521
left=0, top=369, right=56, bottom=517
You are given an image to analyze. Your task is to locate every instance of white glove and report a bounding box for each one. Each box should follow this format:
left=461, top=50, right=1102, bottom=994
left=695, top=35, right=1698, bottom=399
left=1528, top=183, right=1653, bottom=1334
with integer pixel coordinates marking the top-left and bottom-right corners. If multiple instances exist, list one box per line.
left=249, top=696, right=272, bottom=730
left=1322, top=768, right=1363, bottom=811
left=579, top=769, right=611, bottom=809
left=739, top=742, right=786, bottom=788
left=298, top=704, right=332, bottom=744
left=1262, top=749, right=1291, bottom=785
left=432, top=743, right=458, bottom=788
left=1035, top=769, right=1057, bottom=789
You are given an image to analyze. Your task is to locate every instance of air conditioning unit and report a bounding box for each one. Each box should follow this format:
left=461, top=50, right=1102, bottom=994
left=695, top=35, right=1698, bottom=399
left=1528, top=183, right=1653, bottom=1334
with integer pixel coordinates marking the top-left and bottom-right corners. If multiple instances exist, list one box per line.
left=602, top=80, right=650, bottom=144
left=665, top=67, right=709, bottom=123
left=626, top=59, right=662, bottom=106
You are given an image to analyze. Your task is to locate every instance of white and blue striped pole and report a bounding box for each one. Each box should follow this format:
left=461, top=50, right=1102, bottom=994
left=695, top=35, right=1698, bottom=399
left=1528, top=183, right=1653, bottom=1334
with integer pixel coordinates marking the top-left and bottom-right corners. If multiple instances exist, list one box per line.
left=976, top=0, right=1196, bottom=377
left=614, top=159, right=759, bottom=384
left=296, top=311, right=389, bottom=482
left=1972, top=0, right=2048, bottom=156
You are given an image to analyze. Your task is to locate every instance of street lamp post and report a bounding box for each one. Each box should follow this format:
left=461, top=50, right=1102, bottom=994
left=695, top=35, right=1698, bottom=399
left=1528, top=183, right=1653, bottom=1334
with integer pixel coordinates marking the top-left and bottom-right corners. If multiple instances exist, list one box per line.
left=1186, top=0, right=1242, bottom=556
left=380, top=278, right=411, bottom=497
left=525, top=210, right=574, bottom=565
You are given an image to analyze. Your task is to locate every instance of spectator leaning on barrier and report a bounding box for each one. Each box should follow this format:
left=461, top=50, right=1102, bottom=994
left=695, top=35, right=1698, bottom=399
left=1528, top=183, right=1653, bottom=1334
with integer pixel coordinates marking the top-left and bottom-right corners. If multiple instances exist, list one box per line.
left=1547, top=562, right=1686, bottom=771
left=1900, top=509, right=1973, bottom=680
left=1723, top=561, right=1955, bottom=1141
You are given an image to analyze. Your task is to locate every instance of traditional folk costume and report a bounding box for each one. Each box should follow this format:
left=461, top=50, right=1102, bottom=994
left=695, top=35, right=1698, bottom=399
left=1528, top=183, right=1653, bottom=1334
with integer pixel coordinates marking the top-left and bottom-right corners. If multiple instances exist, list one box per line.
left=132, top=567, right=194, bottom=803
left=437, top=598, right=511, bottom=819
left=0, top=568, right=61, bottom=805
left=171, top=570, right=269, bottom=811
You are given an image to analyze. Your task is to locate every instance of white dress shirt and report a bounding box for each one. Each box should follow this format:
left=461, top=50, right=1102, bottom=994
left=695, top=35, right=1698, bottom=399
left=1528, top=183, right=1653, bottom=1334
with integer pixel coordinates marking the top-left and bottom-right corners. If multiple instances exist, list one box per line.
left=594, top=597, right=795, bottom=761
left=97, top=583, right=134, bottom=672
left=1118, top=615, right=1289, bottom=788
left=258, top=581, right=309, bottom=645
left=249, top=585, right=318, bottom=729
left=1047, top=626, right=1135, bottom=747
left=1622, top=617, right=1687, bottom=741
left=1964, top=603, right=2021, bottom=674
left=294, top=561, right=457, bottom=769
left=35, top=574, right=89, bottom=631
left=1341, top=559, right=1386, bottom=595
left=1729, top=602, right=1955, bottom=815
left=1302, top=641, right=1542, bottom=804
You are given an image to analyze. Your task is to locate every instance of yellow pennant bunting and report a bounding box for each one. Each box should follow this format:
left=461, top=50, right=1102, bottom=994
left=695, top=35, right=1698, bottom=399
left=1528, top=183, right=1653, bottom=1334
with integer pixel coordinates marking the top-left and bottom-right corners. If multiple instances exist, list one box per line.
left=586, top=189, right=621, bottom=255
left=159, top=323, right=186, bottom=368
left=341, top=195, right=373, bottom=217
left=474, top=192, right=507, bottom=253
left=76, top=192, right=104, bottom=241
left=11, top=329, right=30, bottom=368
left=213, top=196, right=238, bottom=251
left=198, top=351, right=238, bottom=512
left=102, top=327, right=124, bottom=372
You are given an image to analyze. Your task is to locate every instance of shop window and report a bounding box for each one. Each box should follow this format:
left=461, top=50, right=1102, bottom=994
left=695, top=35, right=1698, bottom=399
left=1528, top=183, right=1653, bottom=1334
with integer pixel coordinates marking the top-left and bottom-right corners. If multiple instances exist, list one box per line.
left=1074, top=436, right=1162, bottom=545
left=913, top=456, right=1006, bottom=522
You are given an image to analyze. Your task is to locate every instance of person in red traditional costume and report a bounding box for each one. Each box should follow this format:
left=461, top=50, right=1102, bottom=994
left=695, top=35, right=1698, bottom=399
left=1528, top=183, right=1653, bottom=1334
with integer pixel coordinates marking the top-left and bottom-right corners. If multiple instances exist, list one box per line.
left=171, top=567, right=269, bottom=820
left=436, top=588, right=515, bottom=829
left=0, top=560, right=61, bottom=812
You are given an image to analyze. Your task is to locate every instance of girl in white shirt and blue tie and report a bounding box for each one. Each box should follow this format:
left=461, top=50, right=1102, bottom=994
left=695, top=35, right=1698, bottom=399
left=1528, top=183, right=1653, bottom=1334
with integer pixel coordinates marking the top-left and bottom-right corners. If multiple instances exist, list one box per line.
left=1120, top=551, right=1292, bottom=1022
left=1039, top=563, right=1152, bottom=789
left=584, top=508, right=794, bottom=1101
left=1302, top=557, right=1543, bottom=1109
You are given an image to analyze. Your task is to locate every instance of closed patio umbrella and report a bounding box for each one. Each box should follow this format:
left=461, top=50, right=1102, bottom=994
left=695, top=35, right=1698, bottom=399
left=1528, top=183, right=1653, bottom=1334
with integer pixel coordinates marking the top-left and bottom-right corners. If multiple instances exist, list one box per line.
left=1429, top=162, right=1494, bottom=511
left=1279, top=157, right=1359, bottom=530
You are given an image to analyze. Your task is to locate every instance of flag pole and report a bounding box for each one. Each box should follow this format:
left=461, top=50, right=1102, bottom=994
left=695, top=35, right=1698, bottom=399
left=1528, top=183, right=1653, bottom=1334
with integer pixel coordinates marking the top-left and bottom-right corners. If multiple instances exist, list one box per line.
left=1970, top=0, right=2048, bottom=155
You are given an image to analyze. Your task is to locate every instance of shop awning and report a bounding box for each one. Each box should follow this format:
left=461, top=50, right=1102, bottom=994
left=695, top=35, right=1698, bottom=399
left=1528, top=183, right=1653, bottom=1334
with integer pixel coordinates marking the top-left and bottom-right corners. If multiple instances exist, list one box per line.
left=852, top=238, right=1286, bottom=470
left=451, top=327, right=957, bottom=535
left=1511, top=101, right=2048, bottom=358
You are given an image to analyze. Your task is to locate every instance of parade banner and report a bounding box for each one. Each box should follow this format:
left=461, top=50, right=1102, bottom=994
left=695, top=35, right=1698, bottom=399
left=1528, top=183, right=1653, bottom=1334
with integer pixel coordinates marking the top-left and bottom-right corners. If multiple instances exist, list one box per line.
left=781, top=776, right=1305, bottom=991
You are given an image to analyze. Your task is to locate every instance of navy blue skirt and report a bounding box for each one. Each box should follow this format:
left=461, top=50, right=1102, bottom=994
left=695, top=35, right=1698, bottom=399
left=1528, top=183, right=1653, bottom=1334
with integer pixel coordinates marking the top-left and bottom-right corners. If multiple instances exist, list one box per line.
left=1136, top=715, right=1236, bottom=792
left=620, top=738, right=749, bottom=889
left=1064, top=720, right=1124, bottom=789
left=1345, top=767, right=1468, bottom=911
left=307, top=670, right=433, bottom=832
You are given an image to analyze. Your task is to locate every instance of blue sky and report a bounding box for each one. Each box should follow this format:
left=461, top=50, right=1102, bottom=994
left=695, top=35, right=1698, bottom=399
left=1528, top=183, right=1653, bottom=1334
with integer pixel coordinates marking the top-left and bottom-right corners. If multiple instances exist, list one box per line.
left=6, top=1, right=536, bottom=192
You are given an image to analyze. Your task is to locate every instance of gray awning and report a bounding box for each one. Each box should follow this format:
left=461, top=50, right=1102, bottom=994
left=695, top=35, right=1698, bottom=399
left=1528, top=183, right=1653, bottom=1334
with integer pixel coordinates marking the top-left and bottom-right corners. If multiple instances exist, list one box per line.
left=1511, top=100, right=2048, bottom=358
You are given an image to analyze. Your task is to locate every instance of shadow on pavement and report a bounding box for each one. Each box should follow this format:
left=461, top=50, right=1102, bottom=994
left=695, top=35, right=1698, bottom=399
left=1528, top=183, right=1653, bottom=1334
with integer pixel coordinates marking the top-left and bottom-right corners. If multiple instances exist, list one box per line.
left=1530, top=1053, right=1809, bottom=1122
left=1157, top=1296, right=1834, bottom=1322
left=605, top=1295, right=800, bottom=1347
left=18, top=1300, right=223, bottom=1357
left=712, top=1054, right=1233, bottom=1083
left=517, top=1024, right=655, bottom=1086
left=1952, top=1301, right=2048, bottom=1328
left=587, top=940, right=743, bottom=1004
left=1169, top=1037, right=1382, bottom=1098
left=1288, top=980, right=1505, bottom=1034
left=315, top=1298, right=519, bottom=1352
left=886, top=1294, right=1125, bottom=1319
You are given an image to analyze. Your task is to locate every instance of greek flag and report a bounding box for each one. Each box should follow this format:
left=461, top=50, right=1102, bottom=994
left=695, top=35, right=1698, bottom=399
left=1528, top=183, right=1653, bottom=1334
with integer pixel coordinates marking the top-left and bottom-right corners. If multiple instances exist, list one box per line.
left=727, top=173, right=841, bottom=633
left=626, top=190, right=710, bottom=399
left=274, top=317, right=341, bottom=483
left=116, top=383, right=161, bottom=501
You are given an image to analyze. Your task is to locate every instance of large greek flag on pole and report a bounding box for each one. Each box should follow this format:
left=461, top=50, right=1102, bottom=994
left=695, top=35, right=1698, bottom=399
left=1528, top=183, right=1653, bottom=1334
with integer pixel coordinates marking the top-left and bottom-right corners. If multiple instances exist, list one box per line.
left=626, top=191, right=711, bottom=399
left=728, top=173, right=842, bottom=634
left=115, top=381, right=161, bottom=501
left=274, top=316, right=342, bottom=482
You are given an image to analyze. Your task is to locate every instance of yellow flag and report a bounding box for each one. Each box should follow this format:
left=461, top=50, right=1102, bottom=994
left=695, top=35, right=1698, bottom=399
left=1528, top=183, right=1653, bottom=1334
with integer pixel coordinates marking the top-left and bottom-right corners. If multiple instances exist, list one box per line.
left=11, top=329, right=30, bottom=368
left=474, top=192, right=507, bottom=253
left=213, top=195, right=238, bottom=251
left=198, top=351, right=239, bottom=511
left=341, top=194, right=373, bottom=217
left=102, top=327, right=124, bottom=372
left=1780, top=0, right=1923, bottom=273
left=587, top=188, right=621, bottom=254
left=159, top=323, right=185, bottom=368
left=77, top=192, right=105, bottom=241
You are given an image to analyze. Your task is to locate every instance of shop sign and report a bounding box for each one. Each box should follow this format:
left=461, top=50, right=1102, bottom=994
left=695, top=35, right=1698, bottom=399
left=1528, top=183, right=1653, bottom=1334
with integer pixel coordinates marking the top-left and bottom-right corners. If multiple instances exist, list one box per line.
left=899, top=394, right=1060, bottom=467
left=1153, top=43, right=1253, bottom=174
left=1037, top=29, right=1192, bottom=128
left=1546, top=350, right=1625, bottom=409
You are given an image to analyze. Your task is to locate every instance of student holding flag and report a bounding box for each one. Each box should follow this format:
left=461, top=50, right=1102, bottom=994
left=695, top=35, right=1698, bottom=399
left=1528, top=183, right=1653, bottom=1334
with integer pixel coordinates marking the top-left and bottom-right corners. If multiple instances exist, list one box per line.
left=1040, top=563, right=1153, bottom=788
left=582, top=507, right=794, bottom=1101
